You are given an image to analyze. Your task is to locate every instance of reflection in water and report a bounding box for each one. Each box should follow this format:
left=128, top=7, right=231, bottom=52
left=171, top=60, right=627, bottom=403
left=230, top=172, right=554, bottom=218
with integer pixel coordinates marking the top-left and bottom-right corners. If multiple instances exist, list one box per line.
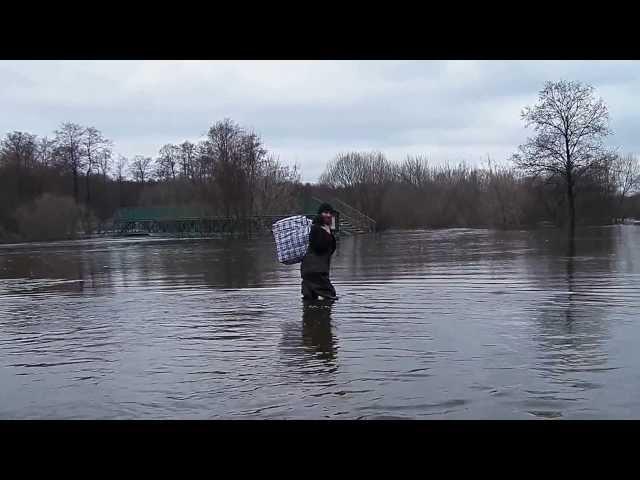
left=302, top=302, right=337, bottom=364
left=2, top=227, right=640, bottom=419
left=203, top=239, right=264, bottom=288
left=565, top=240, right=575, bottom=326
left=524, top=234, right=615, bottom=418
left=278, top=301, right=337, bottom=376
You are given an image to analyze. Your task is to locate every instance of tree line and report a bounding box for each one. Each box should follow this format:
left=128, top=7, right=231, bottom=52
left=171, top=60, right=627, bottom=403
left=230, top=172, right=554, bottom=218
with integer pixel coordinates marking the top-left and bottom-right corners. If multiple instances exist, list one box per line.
left=317, top=80, right=640, bottom=231
left=318, top=151, right=639, bottom=230
left=1, top=79, right=639, bottom=242
left=0, top=119, right=300, bottom=241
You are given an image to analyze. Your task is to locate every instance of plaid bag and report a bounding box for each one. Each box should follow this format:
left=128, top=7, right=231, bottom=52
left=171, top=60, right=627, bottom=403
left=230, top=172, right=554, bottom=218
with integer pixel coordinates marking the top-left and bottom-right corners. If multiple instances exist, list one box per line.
left=272, top=215, right=312, bottom=265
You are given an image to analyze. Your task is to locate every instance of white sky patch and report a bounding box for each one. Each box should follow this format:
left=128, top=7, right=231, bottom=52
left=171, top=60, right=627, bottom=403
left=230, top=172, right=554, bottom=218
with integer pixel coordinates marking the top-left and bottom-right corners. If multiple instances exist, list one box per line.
left=1, top=60, right=638, bottom=183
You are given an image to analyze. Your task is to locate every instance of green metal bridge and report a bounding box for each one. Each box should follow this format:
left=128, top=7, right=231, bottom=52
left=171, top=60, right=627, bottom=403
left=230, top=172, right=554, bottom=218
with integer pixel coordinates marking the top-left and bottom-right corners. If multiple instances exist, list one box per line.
left=107, top=197, right=375, bottom=237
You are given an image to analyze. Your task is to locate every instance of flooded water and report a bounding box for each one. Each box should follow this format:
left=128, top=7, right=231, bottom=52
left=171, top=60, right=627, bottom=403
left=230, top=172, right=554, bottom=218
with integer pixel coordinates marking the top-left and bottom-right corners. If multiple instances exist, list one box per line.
left=1, top=227, right=640, bottom=419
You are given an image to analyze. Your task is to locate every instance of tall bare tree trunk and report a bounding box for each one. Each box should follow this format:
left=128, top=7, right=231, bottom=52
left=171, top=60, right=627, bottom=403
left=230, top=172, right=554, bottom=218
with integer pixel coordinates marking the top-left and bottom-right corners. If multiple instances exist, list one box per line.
left=73, top=167, right=79, bottom=203
left=86, top=171, right=91, bottom=205
left=565, top=135, right=575, bottom=238
left=567, top=172, right=575, bottom=238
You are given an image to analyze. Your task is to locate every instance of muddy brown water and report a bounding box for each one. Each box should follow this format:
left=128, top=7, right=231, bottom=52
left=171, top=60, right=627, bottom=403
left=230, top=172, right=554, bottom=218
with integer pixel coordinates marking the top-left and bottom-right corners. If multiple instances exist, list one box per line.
left=1, top=226, right=639, bottom=419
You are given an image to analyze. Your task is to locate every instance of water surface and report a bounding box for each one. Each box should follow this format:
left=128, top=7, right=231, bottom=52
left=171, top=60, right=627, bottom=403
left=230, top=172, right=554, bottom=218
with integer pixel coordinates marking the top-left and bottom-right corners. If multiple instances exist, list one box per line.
left=1, top=227, right=639, bottom=419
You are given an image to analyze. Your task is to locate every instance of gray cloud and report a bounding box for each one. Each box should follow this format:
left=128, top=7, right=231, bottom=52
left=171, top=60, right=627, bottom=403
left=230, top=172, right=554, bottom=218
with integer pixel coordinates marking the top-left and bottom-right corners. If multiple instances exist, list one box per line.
left=0, top=60, right=638, bottom=182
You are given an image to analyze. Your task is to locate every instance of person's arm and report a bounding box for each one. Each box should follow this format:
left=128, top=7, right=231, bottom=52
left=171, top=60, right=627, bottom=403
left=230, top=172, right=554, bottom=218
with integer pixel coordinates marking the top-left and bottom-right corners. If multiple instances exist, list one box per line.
left=309, top=225, right=331, bottom=254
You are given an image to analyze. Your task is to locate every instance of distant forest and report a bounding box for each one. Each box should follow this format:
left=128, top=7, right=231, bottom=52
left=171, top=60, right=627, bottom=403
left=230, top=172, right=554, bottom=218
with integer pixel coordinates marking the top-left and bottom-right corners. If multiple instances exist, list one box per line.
left=0, top=119, right=301, bottom=241
left=1, top=81, right=639, bottom=242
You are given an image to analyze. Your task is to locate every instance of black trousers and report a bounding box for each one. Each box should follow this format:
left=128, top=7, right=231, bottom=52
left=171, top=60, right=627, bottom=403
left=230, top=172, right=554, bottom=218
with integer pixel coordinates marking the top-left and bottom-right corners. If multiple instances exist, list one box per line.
left=301, top=272, right=336, bottom=299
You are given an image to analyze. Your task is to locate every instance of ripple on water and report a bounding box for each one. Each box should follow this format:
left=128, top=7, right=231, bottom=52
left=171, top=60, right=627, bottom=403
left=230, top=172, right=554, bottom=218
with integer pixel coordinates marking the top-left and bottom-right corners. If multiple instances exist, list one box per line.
left=1, top=228, right=640, bottom=418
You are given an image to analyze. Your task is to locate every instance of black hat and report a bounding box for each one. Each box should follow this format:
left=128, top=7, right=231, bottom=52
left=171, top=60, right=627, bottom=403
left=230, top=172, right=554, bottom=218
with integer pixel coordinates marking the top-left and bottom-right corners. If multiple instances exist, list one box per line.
left=317, top=203, right=336, bottom=215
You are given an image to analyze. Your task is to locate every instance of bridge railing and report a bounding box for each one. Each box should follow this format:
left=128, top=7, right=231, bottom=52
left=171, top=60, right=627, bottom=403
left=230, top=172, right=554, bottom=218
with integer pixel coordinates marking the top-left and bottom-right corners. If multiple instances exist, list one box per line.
left=108, top=213, right=341, bottom=235
left=312, top=196, right=376, bottom=232
left=331, top=197, right=376, bottom=231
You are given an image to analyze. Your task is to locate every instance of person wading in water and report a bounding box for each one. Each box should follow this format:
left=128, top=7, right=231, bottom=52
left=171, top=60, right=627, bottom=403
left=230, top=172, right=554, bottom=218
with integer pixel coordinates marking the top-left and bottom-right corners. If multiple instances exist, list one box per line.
left=301, top=203, right=338, bottom=301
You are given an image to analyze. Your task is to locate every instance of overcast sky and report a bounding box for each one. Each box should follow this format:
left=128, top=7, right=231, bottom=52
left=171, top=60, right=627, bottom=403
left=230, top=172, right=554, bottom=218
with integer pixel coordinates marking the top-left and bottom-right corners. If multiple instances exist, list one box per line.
left=1, top=60, right=638, bottom=182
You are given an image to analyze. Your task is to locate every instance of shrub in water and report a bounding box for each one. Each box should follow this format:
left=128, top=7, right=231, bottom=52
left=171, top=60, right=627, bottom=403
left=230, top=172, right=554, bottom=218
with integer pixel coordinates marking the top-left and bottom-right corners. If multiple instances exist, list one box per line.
left=15, top=194, right=83, bottom=241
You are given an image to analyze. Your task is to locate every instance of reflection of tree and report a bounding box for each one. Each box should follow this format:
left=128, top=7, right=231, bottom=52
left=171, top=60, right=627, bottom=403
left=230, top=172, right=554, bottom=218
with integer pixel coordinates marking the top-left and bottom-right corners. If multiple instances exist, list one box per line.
left=197, top=239, right=265, bottom=289
left=528, top=233, right=614, bottom=386
left=0, top=244, right=85, bottom=295
left=80, top=248, right=114, bottom=293
left=526, top=226, right=616, bottom=260
left=566, top=239, right=575, bottom=325
left=118, top=237, right=270, bottom=290
left=333, top=232, right=404, bottom=284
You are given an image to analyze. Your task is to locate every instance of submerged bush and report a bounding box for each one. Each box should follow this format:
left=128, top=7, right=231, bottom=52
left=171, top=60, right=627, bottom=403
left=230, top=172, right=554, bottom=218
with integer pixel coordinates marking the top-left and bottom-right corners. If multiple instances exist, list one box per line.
left=0, top=225, right=20, bottom=243
left=14, top=194, right=83, bottom=241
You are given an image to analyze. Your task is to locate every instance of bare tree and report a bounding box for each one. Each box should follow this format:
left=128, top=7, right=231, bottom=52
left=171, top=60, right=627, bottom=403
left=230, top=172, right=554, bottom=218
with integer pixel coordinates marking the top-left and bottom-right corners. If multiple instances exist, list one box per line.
left=114, top=155, right=128, bottom=183
left=320, top=151, right=394, bottom=217
left=0, top=131, right=38, bottom=203
left=155, top=144, right=179, bottom=181
left=207, top=119, right=245, bottom=217
left=486, top=158, right=523, bottom=228
left=0, top=131, right=37, bottom=169
left=513, top=80, right=612, bottom=236
left=82, top=126, right=111, bottom=204
left=96, top=148, right=113, bottom=183
left=611, top=153, right=640, bottom=222
left=195, top=140, right=213, bottom=183
left=112, top=154, right=128, bottom=209
left=255, top=155, right=300, bottom=215
left=36, top=136, right=57, bottom=168
left=178, top=141, right=197, bottom=181
left=54, top=122, right=86, bottom=203
left=129, top=155, right=153, bottom=184
left=398, top=155, right=431, bottom=188
left=240, top=131, right=267, bottom=217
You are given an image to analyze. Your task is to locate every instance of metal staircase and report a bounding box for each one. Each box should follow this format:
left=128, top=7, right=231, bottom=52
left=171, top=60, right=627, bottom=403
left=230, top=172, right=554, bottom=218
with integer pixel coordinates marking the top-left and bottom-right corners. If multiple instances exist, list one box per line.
left=311, top=196, right=376, bottom=235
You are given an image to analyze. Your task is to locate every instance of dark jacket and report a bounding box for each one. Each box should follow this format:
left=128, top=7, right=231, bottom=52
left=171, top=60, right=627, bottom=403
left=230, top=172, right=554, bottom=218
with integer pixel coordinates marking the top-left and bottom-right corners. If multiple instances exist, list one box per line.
left=301, top=220, right=336, bottom=275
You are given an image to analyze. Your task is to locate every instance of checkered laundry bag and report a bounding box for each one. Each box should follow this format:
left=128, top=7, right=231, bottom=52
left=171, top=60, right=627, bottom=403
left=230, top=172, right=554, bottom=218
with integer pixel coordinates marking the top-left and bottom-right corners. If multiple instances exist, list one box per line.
left=272, top=215, right=312, bottom=265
